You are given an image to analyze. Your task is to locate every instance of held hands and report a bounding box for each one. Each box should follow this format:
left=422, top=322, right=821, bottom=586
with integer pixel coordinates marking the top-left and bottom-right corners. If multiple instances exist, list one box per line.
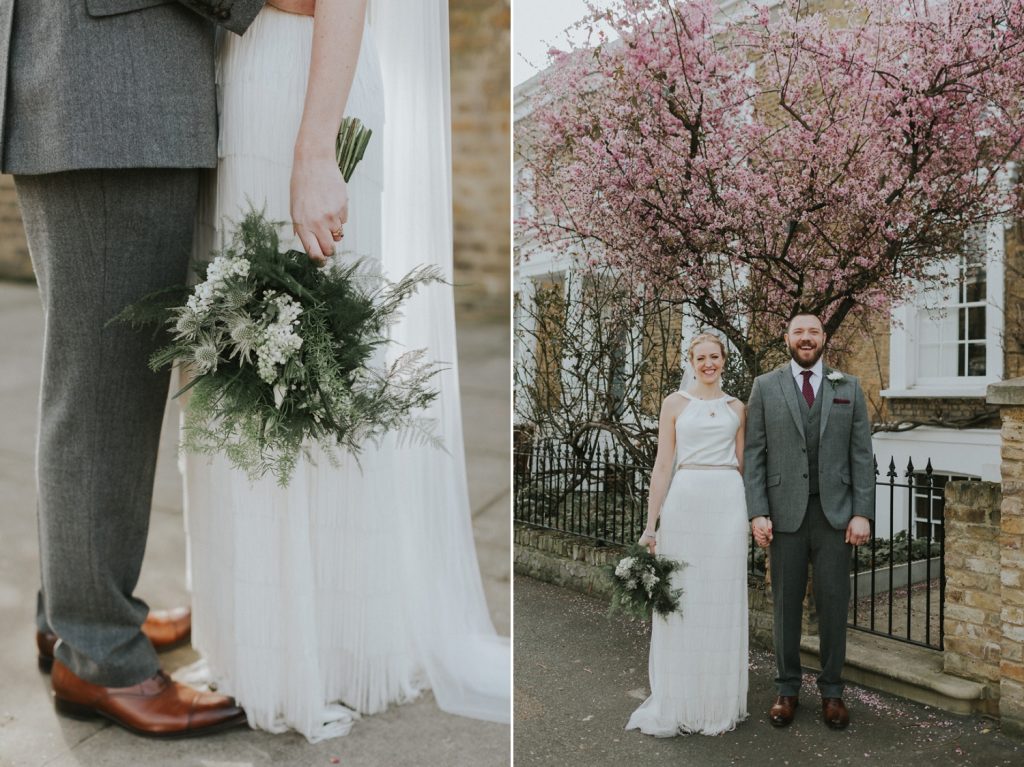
left=845, top=515, right=871, bottom=546
left=751, top=516, right=773, bottom=548
left=291, top=152, right=348, bottom=267
left=267, top=0, right=316, bottom=15
left=638, top=529, right=656, bottom=555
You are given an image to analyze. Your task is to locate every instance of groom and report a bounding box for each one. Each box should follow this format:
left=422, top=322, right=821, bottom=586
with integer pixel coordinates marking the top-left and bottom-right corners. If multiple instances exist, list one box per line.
left=0, top=0, right=313, bottom=738
left=744, top=312, right=874, bottom=730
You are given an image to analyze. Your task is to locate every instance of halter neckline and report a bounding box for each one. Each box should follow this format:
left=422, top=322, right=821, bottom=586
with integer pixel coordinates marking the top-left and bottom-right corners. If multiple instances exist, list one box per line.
left=679, top=390, right=734, bottom=403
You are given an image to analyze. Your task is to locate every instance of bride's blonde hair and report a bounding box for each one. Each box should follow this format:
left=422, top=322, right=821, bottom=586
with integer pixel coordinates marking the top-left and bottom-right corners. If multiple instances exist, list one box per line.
left=685, top=332, right=727, bottom=363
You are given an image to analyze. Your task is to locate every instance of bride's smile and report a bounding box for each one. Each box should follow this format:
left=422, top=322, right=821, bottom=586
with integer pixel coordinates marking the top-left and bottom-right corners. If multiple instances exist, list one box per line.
left=691, top=342, right=725, bottom=387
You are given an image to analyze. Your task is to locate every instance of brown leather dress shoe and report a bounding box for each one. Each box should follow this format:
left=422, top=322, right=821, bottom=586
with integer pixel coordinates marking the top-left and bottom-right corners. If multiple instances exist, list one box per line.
left=51, top=660, right=247, bottom=738
left=769, top=695, right=799, bottom=727
left=822, top=697, right=850, bottom=729
left=37, top=607, right=192, bottom=673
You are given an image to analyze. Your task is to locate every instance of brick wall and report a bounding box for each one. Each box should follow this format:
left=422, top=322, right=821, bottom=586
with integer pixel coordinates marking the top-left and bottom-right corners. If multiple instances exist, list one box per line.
left=450, top=0, right=511, bottom=317
left=0, top=0, right=512, bottom=316
left=885, top=397, right=1000, bottom=429
left=942, top=480, right=1003, bottom=710
left=829, top=307, right=890, bottom=423
left=991, top=398, right=1024, bottom=736
left=1004, top=222, right=1024, bottom=380
left=941, top=383, right=1024, bottom=736
left=513, top=524, right=622, bottom=599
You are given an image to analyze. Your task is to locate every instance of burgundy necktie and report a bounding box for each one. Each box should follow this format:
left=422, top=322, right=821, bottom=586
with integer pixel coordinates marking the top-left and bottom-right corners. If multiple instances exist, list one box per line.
left=801, top=370, right=815, bottom=408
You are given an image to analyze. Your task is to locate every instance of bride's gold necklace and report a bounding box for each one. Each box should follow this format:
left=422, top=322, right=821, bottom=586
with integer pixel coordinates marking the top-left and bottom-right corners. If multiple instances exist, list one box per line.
left=689, top=388, right=725, bottom=417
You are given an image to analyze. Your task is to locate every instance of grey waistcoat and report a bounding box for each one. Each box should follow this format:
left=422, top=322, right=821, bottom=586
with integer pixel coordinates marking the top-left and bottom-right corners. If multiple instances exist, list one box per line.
left=0, top=0, right=265, bottom=175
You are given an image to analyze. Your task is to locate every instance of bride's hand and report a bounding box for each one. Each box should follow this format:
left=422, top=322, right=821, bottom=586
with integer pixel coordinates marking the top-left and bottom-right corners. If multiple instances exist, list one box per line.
left=638, top=529, right=656, bottom=555
left=268, top=0, right=316, bottom=15
left=290, top=153, right=348, bottom=266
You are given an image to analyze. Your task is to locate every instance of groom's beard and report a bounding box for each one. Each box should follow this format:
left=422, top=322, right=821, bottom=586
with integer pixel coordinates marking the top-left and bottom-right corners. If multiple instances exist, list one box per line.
left=788, top=341, right=824, bottom=368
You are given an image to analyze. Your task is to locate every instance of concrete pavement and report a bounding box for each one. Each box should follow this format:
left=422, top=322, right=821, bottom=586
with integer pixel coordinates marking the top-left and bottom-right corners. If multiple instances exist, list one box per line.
left=0, top=282, right=510, bottom=767
left=514, top=575, right=1023, bottom=767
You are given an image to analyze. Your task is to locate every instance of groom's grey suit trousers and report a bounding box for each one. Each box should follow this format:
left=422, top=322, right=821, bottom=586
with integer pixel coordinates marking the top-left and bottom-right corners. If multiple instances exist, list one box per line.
left=16, top=170, right=199, bottom=686
left=2, top=0, right=264, bottom=686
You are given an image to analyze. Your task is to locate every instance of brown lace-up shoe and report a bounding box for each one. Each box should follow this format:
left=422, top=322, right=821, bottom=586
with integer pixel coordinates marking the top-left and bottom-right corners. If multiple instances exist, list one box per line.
left=769, top=695, right=799, bottom=727
left=37, top=607, right=192, bottom=672
left=822, top=697, right=850, bottom=729
left=51, top=660, right=247, bottom=738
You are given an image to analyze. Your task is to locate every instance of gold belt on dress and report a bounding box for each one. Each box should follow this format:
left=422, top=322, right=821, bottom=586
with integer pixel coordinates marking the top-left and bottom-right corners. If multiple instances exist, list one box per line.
left=675, top=463, right=738, bottom=471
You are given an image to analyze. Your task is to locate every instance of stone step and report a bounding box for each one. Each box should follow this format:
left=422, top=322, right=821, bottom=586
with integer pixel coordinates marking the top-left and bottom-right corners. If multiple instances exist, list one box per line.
left=800, top=631, right=991, bottom=716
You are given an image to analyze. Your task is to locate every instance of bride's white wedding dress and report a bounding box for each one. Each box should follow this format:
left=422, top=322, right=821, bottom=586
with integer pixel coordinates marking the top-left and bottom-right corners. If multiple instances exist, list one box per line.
left=626, top=391, right=749, bottom=736
left=180, top=3, right=509, bottom=742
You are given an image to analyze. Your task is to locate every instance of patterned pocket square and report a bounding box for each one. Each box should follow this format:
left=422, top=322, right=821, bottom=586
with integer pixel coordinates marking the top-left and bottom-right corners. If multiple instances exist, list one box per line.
left=834, top=398, right=851, bottom=404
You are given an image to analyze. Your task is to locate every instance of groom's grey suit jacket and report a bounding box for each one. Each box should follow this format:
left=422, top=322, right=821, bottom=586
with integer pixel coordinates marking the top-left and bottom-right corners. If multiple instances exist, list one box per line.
left=744, top=364, right=875, bottom=533
left=0, top=0, right=265, bottom=174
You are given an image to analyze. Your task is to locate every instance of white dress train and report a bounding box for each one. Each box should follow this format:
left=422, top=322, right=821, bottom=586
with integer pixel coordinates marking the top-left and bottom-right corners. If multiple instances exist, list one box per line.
left=180, top=4, right=509, bottom=743
left=626, top=391, right=749, bottom=736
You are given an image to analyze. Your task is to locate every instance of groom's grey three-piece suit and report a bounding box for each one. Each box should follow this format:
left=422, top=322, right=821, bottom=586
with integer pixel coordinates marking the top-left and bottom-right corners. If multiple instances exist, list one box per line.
left=1, top=0, right=264, bottom=686
left=744, top=364, right=874, bottom=698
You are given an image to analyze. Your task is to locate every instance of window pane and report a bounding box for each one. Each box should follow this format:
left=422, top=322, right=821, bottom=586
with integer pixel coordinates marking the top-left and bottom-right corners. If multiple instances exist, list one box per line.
left=967, top=306, right=986, bottom=341
left=921, top=342, right=958, bottom=376
left=964, top=263, right=986, bottom=303
left=967, top=343, right=986, bottom=376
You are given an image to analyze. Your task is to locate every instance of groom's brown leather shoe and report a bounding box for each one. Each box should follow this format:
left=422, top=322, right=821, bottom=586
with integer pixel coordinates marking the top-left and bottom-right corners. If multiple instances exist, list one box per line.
left=37, top=607, right=193, bottom=673
left=51, top=660, right=247, bottom=738
left=769, top=695, right=799, bottom=727
left=822, top=697, right=850, bottom=729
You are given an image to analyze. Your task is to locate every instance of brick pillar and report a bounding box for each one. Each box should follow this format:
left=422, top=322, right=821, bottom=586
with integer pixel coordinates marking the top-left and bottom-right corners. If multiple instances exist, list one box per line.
left=987, top=380, right=1024, bottom=737
left=942, top=481, right=1002, bottom=707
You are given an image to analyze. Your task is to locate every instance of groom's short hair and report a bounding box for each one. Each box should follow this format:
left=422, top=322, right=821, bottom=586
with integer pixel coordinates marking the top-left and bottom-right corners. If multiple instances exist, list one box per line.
left=786, top=311, right=824, bottom=332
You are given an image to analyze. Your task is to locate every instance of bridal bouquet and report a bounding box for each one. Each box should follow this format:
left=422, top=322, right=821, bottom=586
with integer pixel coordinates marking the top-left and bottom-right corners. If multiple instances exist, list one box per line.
left=114, top=118, right=442, bottom=485
left=606, top=545, right=686, bottom=620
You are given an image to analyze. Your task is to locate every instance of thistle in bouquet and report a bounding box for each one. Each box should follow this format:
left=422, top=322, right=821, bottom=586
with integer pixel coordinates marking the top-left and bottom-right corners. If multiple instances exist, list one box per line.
left=605, top=544, right=686, bottom=621
left=113, top=117, right=443, bottom=485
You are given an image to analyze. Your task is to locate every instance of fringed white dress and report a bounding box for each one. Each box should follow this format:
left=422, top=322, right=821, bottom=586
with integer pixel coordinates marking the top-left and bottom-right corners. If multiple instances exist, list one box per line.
left=180, top=5, right=509, bottom=743
left=626, top=391, right=749, bottom=736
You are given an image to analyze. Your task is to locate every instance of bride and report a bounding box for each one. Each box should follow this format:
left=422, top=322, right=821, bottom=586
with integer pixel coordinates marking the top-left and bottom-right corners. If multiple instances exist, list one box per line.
left=181, top=0, right=510, bottom=741
left=626, top=333, right=749, bottom=736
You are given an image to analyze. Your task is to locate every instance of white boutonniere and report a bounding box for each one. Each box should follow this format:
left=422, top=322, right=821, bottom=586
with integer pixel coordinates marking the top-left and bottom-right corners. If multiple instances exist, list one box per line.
left=826, top=371, right=845, bottom=388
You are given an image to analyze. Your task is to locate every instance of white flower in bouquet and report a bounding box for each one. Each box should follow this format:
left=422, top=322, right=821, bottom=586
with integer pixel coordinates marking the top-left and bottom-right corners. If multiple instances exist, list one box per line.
left=641, top=569, right=660, bottom=593
left=255, top=293, right=304, bottom=384
left=615, top=557, right=636, bottom=579
left=186, top=254, right=252, bottom=317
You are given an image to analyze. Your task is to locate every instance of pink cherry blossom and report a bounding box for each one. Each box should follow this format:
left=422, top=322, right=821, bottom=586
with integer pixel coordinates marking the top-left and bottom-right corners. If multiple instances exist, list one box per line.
left=518, top=0, right=1024, bottom=371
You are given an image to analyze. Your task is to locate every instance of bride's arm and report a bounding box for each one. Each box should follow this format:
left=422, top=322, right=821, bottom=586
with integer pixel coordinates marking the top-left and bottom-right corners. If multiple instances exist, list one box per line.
left=640, top=395, right=682, bottom=553
left=291, top=0, right=369, bottom=264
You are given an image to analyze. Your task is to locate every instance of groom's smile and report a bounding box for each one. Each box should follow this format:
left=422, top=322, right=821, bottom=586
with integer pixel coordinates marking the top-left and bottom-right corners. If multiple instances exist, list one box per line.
left=785, top=313, right=827, bottom=368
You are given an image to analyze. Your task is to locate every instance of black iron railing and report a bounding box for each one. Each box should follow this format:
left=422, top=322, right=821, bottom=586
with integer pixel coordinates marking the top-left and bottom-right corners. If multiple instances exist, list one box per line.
left=845, top=458, right=964, bottom=651
left=513, top=438, right=648, bottom=545
left=514, top=439, right=951, bottom=651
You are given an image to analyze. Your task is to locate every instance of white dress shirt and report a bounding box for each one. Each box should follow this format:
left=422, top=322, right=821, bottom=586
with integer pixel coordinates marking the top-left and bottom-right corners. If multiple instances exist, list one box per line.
left=790, top=358, right=823, bottom=398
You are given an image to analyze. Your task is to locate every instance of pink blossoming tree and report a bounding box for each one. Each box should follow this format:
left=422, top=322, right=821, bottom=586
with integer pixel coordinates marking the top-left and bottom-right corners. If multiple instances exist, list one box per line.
left=520, top=0, right=1024, bottom=374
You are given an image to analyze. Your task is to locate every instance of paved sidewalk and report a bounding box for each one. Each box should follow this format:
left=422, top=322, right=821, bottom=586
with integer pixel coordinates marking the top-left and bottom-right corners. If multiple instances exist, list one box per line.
left=0, top=282, right=510, bottom=767
left=514, top=576, right=1023, bottom=767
